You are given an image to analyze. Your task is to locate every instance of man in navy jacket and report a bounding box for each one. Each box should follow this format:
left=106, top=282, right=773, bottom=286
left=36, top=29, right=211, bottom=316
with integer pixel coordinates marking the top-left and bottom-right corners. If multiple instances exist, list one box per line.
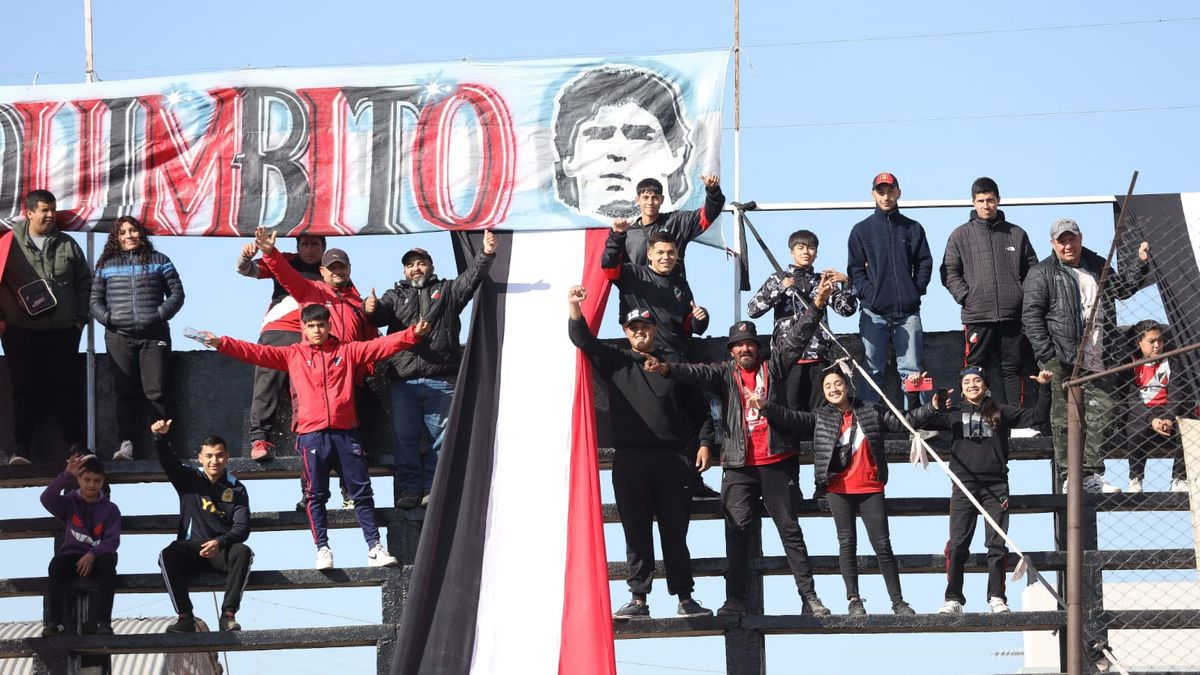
left=846, top=172, right=933, bottom=410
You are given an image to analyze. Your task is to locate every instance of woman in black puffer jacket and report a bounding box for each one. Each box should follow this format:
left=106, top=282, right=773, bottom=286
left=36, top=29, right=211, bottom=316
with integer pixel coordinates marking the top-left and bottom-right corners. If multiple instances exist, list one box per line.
left=757, top=368, right=933, bottom=617
left=90, top=216, right=185, bottom=460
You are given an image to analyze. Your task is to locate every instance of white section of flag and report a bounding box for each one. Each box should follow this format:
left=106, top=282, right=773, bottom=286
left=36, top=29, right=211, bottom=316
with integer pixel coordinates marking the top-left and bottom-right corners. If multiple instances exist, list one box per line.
left=470, top=230, right=585, bottom=674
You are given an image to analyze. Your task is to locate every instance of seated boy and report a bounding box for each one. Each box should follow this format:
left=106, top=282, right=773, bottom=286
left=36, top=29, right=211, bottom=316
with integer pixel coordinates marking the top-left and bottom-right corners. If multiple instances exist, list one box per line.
left=746, top=229, right=856, bottom=409
left=40, top=453, right=120, bottom=636
left=1122, top=320, right=1188, bottom=493
left=199, top=304, right=428, bottom=569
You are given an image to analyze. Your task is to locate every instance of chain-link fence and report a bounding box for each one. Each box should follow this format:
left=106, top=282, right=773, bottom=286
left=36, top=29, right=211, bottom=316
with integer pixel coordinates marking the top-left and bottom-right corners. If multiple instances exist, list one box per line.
left=1065, top=190, right=1200, bottom=673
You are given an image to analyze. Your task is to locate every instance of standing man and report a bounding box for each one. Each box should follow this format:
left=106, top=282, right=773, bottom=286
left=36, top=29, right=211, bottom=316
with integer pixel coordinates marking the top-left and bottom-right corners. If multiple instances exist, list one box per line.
left=643, top=292, right=832, bottom=618
left=941, top=177, right=1039, bottom=407
left=847, top=173, right=933, bottom=410
left=198, top=305, right=428, bottom=569
left=602, top=230, right=709, bottom=359
left=236, top=234, right=326, bottom=460
left=568, top=286, right=714, bottom=619
left=0, top=190, right=91, bottom=464
left=609, top=175, right=725, bottom=281
left=1021, top=218, right=1150, bottom=493
left=365, top=232, right=496, bottom=509
left=153, top=420, right=252, bottom=633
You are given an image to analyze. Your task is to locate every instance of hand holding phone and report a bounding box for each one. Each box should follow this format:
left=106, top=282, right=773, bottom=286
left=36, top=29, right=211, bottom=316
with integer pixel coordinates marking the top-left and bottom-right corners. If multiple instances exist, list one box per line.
left=903, top=376, right=934, bottom=393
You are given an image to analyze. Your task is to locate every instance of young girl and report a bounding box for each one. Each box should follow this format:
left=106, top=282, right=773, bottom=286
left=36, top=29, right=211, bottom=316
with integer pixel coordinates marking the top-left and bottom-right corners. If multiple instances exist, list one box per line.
left=923, top=366, right=1052, bottom=614
left=753, top=368, right=925, bottom=616
left=90, top=216, right=185, bottom=460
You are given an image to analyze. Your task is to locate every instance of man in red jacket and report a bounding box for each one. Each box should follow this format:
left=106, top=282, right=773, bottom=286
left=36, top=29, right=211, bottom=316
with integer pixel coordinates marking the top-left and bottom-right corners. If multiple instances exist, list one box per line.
left=199, top=304, right=428, bottom=570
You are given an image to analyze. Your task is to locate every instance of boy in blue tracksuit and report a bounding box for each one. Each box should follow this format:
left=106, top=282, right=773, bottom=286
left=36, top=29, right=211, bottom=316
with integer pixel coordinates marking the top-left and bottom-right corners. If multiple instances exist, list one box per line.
left=153, top=419, right=252, bottom=633
left=846, top=172, right=933, bottom=410
left=40, top=454, right=121, bottom=636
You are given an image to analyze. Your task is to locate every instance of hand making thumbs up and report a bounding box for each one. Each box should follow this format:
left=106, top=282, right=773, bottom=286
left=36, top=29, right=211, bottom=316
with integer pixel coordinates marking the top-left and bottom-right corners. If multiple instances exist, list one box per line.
left=364, top=287, right=378, bottom=315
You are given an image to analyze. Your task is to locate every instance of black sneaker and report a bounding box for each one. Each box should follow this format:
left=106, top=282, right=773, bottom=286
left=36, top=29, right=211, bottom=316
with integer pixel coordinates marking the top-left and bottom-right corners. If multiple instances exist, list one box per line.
left=41, top=623, right=60, bottom=637
left=892, top=600, right=916, bottom=616
left=717, top=598, right=746, bottom=617
left=677, top=598, right=713, bottom=617
left=397, top=492, right=421, bottom=510
left=802, top=596, right=831, bottom=617
left=613, top=600, right=650, bottom=620
left=95, top=622, right=113, bottom=636
left=692, top=481, right=720, bottom=500
left=295, top=499, right=307, bottom=513
left=219, top=613, right=241, bottom=631
left=165, top=614, right=196, bottom=633
left=847, top=597, right=866, bottom=616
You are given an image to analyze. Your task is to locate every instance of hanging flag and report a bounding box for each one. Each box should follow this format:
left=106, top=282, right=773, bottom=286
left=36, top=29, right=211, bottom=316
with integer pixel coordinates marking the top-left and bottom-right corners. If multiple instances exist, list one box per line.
left=1116, top=193, right=1200, bottom=411
left=392, top=228, right=615, bottom=675
left=0, top=52, right=727, bottom=240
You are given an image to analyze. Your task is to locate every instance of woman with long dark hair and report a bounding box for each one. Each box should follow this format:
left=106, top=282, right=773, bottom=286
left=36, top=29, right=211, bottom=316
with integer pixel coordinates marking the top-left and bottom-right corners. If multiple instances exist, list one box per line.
left=752, top=368, right=928, bottom=616
left=90, top=216, right=184, bottom=460
left=923, top=366, right=1052, bottom=614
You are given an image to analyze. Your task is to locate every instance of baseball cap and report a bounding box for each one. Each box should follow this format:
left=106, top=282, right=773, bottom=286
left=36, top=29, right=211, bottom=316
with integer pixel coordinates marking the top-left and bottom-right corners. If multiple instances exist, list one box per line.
left=321, top=248, right=350, bottom=267
left=1050, top=218, right=1082, bottom=240
left=621, top=308, right=655, bottom=328
left=872, top=172, right=899, bottom=189
left=402, top=247, right=432, bottom=266
left=726, top=321, right=759, bottom=350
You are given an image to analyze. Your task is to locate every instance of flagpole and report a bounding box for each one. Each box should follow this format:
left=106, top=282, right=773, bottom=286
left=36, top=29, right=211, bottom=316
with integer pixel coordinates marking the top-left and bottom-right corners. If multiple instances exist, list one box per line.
left=83, top=0, right=97, bottom=451
left=731, top=0, right=743, bottom=321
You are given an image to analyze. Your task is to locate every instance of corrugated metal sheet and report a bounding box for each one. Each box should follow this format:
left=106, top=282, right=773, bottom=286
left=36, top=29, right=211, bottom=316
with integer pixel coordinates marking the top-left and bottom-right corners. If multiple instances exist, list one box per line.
left=0, top=617, right=222, bottom=675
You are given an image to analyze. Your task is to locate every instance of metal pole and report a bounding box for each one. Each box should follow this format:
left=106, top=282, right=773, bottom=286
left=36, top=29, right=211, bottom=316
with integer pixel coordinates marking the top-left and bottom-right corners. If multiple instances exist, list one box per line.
left=83, top=0, right=97, bottom=450
left=1066, top=383, right=1085, bottom=674
left=730, top=0, right=742, bottom=321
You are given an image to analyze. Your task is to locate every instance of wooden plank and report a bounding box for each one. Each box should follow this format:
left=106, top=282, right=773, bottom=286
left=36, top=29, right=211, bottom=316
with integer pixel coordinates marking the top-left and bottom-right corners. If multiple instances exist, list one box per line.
left=0, top=625, right=392, bottom=658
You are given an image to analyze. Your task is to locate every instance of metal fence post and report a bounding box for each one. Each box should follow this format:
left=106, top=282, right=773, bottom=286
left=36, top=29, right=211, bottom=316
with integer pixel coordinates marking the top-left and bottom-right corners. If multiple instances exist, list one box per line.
left=1066, top=383, right=1085, bottom=674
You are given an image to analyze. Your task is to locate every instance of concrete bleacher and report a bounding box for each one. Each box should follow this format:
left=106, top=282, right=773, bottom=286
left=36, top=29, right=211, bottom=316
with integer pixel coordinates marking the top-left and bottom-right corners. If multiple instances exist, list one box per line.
left=1, top=330, right=1193, bottom=673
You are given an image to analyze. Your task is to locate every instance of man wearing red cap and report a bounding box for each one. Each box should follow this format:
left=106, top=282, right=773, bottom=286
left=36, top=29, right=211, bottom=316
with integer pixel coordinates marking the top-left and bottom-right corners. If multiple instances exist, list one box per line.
left=365, top=232, right=497, bottom=509
left=846, top=172, right=933, bottom=410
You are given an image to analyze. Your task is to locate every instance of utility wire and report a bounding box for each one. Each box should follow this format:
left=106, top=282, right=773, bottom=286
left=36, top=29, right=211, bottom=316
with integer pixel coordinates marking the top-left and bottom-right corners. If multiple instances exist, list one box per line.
left=728, top=104, right=1200, bottom=130
left=248, top=595, right=374, bottom=624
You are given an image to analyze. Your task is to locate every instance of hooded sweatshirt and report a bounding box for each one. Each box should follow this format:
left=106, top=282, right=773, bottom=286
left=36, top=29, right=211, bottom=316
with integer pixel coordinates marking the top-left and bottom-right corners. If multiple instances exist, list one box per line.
left=40, top=470, right=121, bottom=558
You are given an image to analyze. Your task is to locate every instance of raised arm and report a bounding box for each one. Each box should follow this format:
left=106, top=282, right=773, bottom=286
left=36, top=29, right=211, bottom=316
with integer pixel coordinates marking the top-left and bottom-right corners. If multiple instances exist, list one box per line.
left=39, top=469, right=78, bottom=521
left=345, top=321, right=427, bottom=364
left=235, top=242, right=262, bottom=278
left=448, top=231, right=498, bottom=309
left=256, top=228, right=320, bottom=303
left=215, top=334, right=291, bottom=371
left=152, top=420, right=192, bottom=491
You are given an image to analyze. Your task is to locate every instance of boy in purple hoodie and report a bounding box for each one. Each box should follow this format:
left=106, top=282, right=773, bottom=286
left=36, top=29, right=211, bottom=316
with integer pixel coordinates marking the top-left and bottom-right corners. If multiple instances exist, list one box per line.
left=40, top=453, right=121, bottom=636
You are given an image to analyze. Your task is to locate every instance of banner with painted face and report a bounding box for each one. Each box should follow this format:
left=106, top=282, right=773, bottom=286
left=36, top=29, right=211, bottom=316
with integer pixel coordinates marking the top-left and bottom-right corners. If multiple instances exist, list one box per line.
left=0, top=51, right=727, bottom=237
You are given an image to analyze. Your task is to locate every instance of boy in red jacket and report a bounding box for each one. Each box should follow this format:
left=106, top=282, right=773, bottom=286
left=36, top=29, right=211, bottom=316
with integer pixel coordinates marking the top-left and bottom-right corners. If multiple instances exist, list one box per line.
left=199, top=304, right=428, bottom=570
left=40, top=453, right=121, bottom=636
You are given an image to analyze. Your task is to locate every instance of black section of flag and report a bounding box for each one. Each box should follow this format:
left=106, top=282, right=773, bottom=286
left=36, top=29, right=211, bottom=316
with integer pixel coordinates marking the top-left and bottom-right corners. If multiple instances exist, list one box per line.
left=392, top=231, right=512, bottom=675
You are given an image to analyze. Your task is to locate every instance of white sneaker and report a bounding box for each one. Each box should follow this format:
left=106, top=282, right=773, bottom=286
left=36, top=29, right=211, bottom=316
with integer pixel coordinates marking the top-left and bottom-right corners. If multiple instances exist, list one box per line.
left=1171, top=478, right=1190, bottom=493
left=366, top=544, right=398, bottom=568
left=7, top=455, right=31, bottom=466
left=1011, top=428, right=1041, bottom=438
left=113, top=441, right=134, bottom=461
left=1126, top=478, right=1143, bottom=494
left=937, top=600, right=963, bottom=614
left=315, top=546, right=334, bottom=570
left=988, top=596, right=1010, bottom=613
left=1083, top=475, right=1121, bottom=494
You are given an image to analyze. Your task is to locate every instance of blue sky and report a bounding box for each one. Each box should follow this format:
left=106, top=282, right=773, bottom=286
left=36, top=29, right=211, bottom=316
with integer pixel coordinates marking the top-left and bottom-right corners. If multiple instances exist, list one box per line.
left=1, top=1, right=1198, bottom=673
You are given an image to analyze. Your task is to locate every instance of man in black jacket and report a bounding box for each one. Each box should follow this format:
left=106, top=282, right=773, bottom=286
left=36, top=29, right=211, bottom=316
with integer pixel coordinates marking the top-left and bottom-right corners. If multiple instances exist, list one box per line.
left=608, top=175, right=725, bottom=280
left=366, top=231, right=496, bottom=509
left=568, top=286, right=714, bottom=619
left=603, top=230, right=709, bottom=359
left=1021, top=218, right=1150, bottom=493
left=941, top=177, right=1039, bottom=408
left=644, top=286, right=831, bottom=617
left=846, top=173, right=933, bottom=411
left=152, top=420, right=252, bottom=633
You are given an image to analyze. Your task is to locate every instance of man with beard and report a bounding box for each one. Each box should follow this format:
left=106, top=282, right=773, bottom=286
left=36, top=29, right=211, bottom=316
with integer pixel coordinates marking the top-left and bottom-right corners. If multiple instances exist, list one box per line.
left=365, top=232, right=497, bottom=509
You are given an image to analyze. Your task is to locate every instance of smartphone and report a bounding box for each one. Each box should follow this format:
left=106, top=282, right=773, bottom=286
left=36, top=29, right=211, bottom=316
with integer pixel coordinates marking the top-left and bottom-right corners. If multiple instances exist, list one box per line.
left=936, top=388, right=953, bottom=411
left=903, top=377, right=934, bottom=393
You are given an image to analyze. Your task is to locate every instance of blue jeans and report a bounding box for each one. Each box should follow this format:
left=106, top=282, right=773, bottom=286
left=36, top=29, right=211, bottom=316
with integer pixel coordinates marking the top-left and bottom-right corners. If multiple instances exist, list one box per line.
left=858, top=308, right=924, bottom=404
left=390, top=377, right=454, bottom=494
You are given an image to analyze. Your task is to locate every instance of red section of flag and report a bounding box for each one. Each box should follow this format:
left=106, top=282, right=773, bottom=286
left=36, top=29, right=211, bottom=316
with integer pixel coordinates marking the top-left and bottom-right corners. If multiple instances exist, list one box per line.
left=0, top=230, right=11, bottom=290
left=559, top=228, right=616, bottom=675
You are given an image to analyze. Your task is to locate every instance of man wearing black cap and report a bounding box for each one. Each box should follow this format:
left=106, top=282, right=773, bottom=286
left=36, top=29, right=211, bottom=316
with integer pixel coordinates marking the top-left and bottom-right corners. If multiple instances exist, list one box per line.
left=643, top=281, right=833, bottom=617
left=1022, top=218, right=1150, bottom=493
left=602, top=229, right=708, bottom=359
left=846, top=172, right=933, bottom=411
left=567, top=285, right=714, bottom=619
left=366, top=231, right=497, bottom=509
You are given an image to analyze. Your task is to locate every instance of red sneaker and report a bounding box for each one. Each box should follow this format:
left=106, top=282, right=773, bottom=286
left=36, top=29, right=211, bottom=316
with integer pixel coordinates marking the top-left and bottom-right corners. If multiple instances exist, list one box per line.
left=250, top=440, right=275, bottom=461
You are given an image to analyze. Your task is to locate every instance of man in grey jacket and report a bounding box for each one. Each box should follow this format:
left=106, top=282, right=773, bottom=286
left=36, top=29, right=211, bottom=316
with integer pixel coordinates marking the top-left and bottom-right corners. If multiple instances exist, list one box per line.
left=940, top=177, right=1039, bottom=407
left=0, top=190, right=91, bottom=464
left=1021, top=218, right=1149, bottom=493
